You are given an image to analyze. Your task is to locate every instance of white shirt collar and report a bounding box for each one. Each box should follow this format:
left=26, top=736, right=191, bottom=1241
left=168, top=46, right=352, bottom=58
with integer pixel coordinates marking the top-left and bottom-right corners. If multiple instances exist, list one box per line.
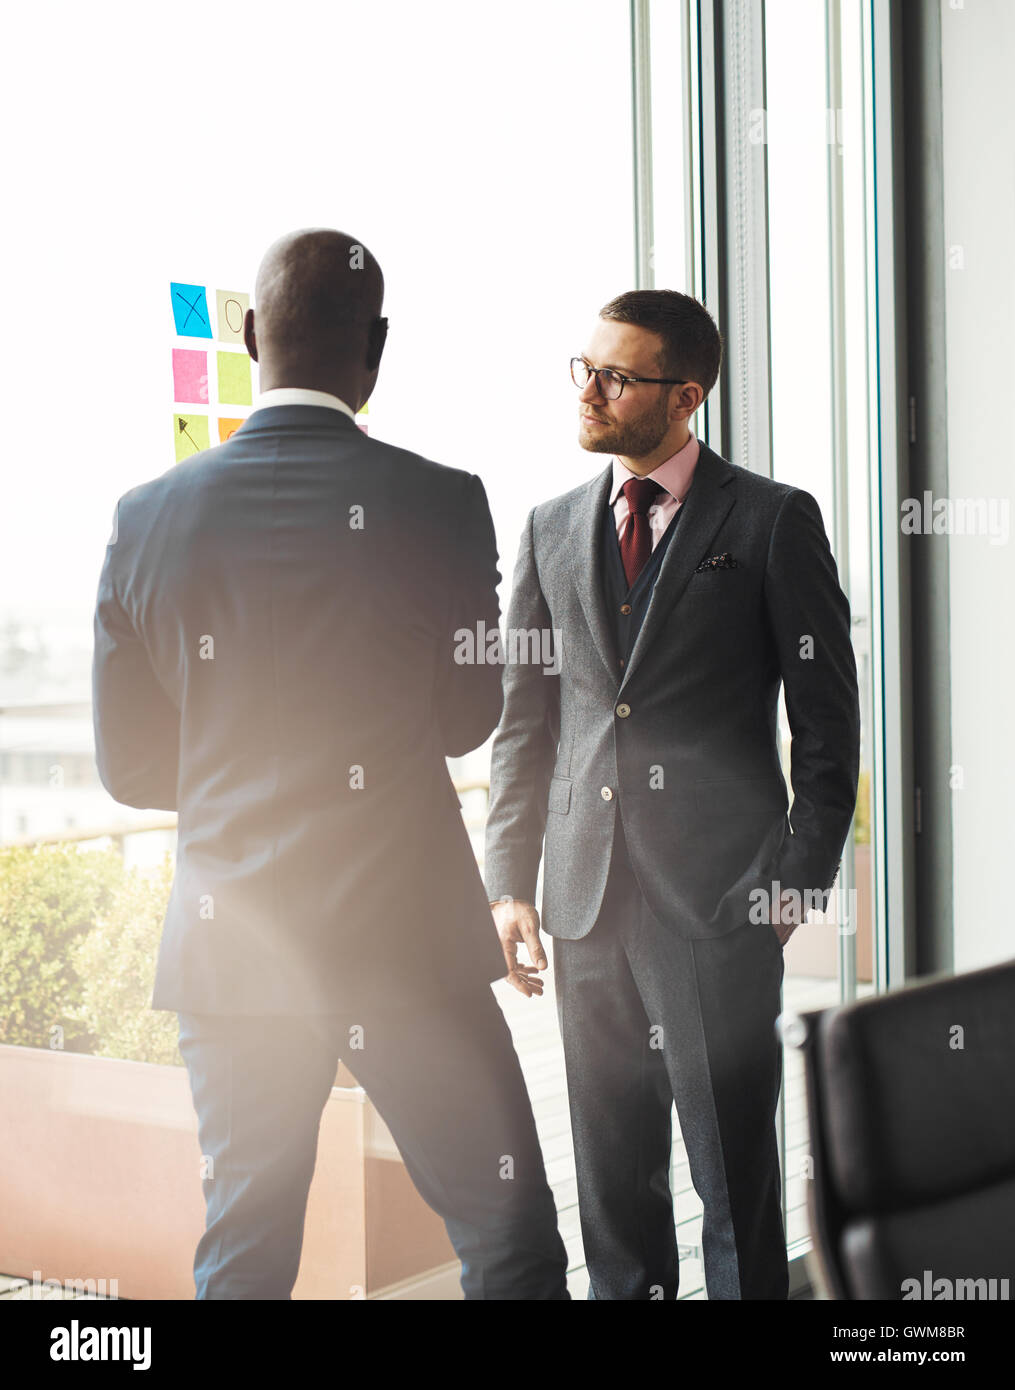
left=256, top=387, right=356, bottom=420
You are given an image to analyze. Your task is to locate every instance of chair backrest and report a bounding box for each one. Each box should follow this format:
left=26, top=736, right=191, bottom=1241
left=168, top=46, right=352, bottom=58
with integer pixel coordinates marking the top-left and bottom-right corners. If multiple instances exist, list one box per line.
left=797, top=957, right=1015, bottom=1300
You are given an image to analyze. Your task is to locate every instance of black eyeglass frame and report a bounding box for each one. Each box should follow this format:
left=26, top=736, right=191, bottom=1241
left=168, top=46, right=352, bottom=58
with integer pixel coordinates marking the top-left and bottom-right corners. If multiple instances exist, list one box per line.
left=571, top=355, right=688, bottom=400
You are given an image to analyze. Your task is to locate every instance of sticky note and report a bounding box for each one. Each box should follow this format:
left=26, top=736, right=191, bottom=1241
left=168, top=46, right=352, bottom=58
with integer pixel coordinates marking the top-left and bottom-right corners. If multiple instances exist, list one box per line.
left=357, top=401, right=368, bottom=415
left=216, top=290, right=249, bottom=343
left=174, top=413, right=210, bottom=462
left=217, top=351, right=252, bottom=406
left=170, top=283, right=213, bottom=338
left=218, top=417, right=245, bottom=443
left=172, top=348, right=209, bottom=404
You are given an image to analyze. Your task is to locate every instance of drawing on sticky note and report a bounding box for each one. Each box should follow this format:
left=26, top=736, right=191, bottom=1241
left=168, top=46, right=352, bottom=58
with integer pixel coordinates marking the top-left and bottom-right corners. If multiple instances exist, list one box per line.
left=170, top=283, right=213, bottom=338
left=218, top=417, right=244, bottom=443
left=216, top=290, right=249, bottom=343
left=174, top=413, right=210, bottom=462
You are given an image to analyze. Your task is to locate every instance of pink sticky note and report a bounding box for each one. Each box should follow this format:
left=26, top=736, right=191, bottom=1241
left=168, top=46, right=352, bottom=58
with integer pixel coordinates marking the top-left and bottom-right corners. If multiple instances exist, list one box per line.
left=173, top=348, right=209, bottom=404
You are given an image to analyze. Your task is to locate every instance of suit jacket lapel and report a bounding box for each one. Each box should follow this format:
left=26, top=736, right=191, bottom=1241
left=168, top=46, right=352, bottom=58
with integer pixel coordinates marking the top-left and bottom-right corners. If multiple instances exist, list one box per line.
left=568, top=444, right=738, bottom=692
left=568, top=464, right=619, bottom=682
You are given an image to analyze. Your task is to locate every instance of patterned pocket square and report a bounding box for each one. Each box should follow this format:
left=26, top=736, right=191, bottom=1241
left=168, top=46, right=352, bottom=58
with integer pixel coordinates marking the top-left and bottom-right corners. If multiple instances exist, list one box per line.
left=694, top=552, right=739, bottom=572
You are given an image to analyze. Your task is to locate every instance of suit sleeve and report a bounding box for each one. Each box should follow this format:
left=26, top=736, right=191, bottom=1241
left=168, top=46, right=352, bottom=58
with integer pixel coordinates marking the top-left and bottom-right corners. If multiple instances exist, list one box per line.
left=436, top=472, right=505, bottom=757
left=483, top=507, right=560, bottom=906
left=763, top=488, right=861, bottom=905
left=92, top=530, right=180, bottom=812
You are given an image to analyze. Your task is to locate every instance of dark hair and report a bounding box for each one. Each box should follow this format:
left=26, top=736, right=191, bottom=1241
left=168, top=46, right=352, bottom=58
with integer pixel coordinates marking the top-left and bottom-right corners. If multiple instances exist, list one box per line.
left=599, top=289, right=723, bottom=397
left=255, top=229, right=384, bottom=362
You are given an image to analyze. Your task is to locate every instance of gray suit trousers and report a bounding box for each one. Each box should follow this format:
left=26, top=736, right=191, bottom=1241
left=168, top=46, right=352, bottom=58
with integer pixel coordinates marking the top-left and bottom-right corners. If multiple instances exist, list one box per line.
left=554, top=816, right=789, bottom=1300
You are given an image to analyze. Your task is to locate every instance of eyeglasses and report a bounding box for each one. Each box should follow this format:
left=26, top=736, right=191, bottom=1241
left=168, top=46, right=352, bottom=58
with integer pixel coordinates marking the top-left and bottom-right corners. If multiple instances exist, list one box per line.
left=571, top=356, right=687, bottom=401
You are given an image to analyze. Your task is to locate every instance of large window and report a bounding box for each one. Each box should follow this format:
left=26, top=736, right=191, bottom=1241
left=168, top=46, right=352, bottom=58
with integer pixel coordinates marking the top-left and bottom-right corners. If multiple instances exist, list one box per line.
left=1, top=0, right=892, bottom=1299
left=764, top=0, right=881, bottom=1263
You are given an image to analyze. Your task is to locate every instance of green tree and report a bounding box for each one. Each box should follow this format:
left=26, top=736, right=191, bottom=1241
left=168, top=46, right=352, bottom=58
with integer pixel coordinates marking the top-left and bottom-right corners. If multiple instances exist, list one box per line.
left=71, top=852, right=180, bottom=1066
left=0, top=842, right=122, bottom=1051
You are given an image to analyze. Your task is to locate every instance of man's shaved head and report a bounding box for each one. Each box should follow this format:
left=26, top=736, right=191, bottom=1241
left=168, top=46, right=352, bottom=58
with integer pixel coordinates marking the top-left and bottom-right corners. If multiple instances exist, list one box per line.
left=245, top=228, right=387, bottom=406
left=254, top=228, right=384, bottom=362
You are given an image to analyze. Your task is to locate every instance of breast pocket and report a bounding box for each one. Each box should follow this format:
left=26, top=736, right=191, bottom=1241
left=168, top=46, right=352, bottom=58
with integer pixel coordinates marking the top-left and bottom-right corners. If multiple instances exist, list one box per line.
left=682, top=568, right=751, bottom=603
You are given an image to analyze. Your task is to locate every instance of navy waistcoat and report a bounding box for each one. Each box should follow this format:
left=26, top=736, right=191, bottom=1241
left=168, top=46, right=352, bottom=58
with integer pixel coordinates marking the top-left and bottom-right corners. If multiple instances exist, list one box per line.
left=601, top=490, right=685, bottom=676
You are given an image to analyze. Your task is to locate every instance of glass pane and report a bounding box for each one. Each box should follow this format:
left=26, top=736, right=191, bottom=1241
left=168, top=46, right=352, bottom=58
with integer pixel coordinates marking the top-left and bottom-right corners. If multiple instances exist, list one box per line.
left=764, top=0, right=879, bottom=1262
left=645, top=0, right=696, bottom=1296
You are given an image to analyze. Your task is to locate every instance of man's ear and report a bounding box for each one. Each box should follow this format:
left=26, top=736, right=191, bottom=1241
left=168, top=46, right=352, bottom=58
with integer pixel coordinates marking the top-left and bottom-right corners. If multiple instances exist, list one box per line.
left=365, top=315, right=388, bottom=373
left=243, top=307, right=258, bottom=363
left=673, top=381, right=705, bottom=420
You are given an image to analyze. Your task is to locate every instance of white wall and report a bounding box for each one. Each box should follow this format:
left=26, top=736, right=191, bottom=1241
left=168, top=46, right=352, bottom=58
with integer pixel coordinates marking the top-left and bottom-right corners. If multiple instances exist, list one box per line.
left=940, top=0, right=1015, bottom=969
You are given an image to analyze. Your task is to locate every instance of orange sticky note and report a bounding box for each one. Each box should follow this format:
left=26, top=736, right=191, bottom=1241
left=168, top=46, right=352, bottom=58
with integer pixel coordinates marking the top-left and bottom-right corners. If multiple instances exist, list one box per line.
left=218, top=417, right=245, bottom=443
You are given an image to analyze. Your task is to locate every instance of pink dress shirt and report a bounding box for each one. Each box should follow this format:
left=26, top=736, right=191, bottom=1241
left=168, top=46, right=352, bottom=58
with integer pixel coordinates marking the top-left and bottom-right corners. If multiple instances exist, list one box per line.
left=609, top=431, right=700, bottom=549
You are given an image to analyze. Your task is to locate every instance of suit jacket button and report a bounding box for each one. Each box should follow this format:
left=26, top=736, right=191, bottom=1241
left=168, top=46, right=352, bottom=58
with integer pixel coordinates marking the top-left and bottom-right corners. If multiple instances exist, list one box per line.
left=620, top=604, right=632, bottom=615
left=601, top=787, right=614, bottom=801
left=616, top=703, right=631, bottom=718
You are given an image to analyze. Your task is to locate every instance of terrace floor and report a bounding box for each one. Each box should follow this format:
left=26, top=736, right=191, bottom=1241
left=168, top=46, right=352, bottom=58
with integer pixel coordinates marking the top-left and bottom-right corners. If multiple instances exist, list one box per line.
left=2, top=956, right=860, bottom=1301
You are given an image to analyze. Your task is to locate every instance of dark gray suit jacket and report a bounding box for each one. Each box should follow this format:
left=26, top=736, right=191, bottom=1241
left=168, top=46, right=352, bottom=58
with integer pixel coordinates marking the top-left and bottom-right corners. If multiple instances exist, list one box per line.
left=93, top=405, right=507, bottom=1013
left=484, top=441, right=861, bottom=940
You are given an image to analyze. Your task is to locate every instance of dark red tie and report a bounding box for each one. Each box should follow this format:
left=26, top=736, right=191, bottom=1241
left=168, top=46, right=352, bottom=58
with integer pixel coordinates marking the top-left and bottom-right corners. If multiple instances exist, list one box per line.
left=619, top=477, right=664, bottom=589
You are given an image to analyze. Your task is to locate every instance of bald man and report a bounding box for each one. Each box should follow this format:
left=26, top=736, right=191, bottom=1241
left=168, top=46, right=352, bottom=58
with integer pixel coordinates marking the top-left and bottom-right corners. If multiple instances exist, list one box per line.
left=92, top=229, right=568, bottom=1300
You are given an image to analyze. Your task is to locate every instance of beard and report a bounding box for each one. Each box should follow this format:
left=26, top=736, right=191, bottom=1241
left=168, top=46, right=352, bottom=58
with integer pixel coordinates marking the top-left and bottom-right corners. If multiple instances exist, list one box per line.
left=578, top=391, right=672, bottom=458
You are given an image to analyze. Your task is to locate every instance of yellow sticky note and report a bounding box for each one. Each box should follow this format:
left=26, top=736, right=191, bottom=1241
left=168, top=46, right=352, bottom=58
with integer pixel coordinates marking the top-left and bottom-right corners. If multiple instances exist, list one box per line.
left=174, top=413, right=210, bottom=462
left=217, top=351, right=252, bottom=406
left=216, top=290, right=249, bottom=343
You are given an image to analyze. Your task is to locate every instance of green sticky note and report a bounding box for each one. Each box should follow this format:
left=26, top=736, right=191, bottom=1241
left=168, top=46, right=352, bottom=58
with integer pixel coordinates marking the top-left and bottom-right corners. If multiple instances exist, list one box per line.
left=217, top=350, right=252, bottom=406
left=174, top=413, right=210, bottom=462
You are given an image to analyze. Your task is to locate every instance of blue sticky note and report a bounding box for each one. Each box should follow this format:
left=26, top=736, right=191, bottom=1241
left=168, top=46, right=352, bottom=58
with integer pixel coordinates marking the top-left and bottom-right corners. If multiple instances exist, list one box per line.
left=170, top=283, right=213, bottom=338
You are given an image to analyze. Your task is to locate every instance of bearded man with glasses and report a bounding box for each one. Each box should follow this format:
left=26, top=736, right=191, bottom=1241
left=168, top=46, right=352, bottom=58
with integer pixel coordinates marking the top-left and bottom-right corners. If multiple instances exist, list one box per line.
left=485, top=289, right=860, bottom=1300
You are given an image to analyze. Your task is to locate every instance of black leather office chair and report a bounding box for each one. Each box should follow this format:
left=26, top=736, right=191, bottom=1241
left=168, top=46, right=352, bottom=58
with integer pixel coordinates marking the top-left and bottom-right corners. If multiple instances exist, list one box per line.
left=785, top=957, right=1015, bottom=1300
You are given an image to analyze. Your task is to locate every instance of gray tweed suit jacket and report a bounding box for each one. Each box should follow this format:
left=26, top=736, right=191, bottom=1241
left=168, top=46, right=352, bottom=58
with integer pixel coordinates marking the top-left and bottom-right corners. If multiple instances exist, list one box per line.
left=484, top=439, right=861, bottom=940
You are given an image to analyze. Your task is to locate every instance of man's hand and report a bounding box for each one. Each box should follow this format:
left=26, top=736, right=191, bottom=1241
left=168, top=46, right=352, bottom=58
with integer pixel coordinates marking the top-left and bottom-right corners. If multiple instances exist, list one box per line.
left=490, top=898, right=547, bottom=998
left=769, top=889, right=805, bottom=947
